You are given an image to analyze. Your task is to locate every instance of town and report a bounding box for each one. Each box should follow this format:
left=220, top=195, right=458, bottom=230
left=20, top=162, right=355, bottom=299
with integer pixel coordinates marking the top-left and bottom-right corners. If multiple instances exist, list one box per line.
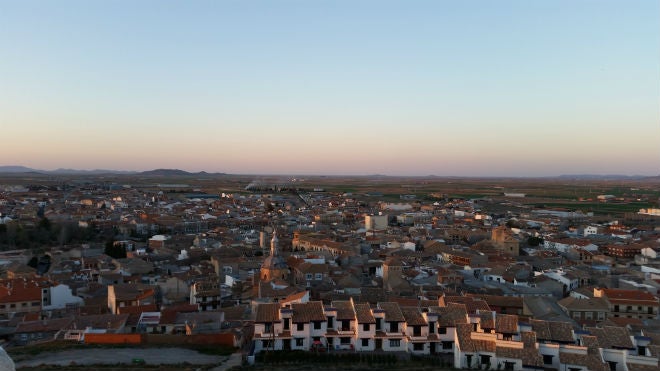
left=0, top=172, right=659, bottom=371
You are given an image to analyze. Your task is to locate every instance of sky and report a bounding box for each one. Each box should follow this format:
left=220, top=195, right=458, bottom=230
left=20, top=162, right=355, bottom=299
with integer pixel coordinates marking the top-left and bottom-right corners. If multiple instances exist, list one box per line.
left=1, top=0, right=659, bottom=176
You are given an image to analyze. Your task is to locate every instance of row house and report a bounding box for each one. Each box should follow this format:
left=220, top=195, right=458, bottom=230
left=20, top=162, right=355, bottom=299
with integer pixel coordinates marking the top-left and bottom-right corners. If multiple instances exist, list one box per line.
left=604, top=244, right=644, bottom=259
left=252, top=300, right=660, bottom=371
left=0, top=280, right=43, bottom=319
left=594, top=288, right=659, bottom=320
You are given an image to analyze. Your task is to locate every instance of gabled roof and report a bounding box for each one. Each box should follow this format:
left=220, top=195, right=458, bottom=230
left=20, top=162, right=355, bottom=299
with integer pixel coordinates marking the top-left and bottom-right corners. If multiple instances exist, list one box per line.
left=15, top=317, right=74, bottom=333
left=354, top=303, right=376, bottom=324
left=292, top=301, right=326, bottom=323
left=479, top=311, right=495, bottom=329
left=377, top=302, right=405, bottom=322
left=443, top=296, right=491, bottom=314
left=601, top=289, right=659, bottom=306
left=530, top=319, right=574, bottom=343
left=495, top=314, right=518, bottom=334
left=584, top=326, right=634, bottom=350
left=559, top=351, right=608, bottom=371
left=430, top=303, right=468, bottom=327
left=331, top=300, right=356, bottom=321
left=255, top=303, right=280, bottom=323
left=401, top=307, right=427, bottom=326
left=496, top=346, right=543, bottom=367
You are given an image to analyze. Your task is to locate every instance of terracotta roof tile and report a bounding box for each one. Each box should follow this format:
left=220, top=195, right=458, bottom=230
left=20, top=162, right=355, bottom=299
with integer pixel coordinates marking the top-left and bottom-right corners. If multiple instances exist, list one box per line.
left=431, top=304, right=468, bottom=327
left=401, top=307, right=427, bottom=326
left=378, top=302, right=405, bottom=322
left=559, top=351, right=608, bottom=371
left=444, top=296, right=491, bottom=313
left=496, top=346, right=543, bottom=367
left=255, top=303, right=280, bottom=323
left=531, top=319, right=574, bottom=343
left=292, top=301, right=325, bottom=323
left=479, top=311, right=495, bottom=329
left=601, top=289, right=659, bottom=305
left=495, top=314, right=519, bottom=334
left=585, top=326, right=634, bottom=350
left=626, top=363, right=660, bottom=371
left=354, top=303, right=375, bottom=324
left=331, top=300, right=356, bottom=321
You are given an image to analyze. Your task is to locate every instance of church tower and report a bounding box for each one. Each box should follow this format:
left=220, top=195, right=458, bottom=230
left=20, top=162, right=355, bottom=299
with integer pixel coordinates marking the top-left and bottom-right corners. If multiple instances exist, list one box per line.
left=259, top=231, right=289, bottom=281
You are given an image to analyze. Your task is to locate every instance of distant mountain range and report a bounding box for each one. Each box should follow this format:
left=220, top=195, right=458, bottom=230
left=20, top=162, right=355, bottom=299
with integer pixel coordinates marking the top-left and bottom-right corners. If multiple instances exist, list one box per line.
left=0, top=166, right=223, bottom=176
left=555, top=174, right=652, bottom=180
left=0, top=165, right=656, bottom=179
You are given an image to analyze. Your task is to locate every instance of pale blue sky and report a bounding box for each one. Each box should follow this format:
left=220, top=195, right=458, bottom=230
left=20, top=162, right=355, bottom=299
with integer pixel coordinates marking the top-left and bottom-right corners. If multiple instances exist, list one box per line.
left=1, top=1, right=658, bottom=176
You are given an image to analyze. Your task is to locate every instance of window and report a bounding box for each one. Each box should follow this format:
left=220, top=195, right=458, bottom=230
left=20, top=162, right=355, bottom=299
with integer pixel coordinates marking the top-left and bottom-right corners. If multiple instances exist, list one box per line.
left=341, top=320, right=350, bottom=331
left=376, top=318, right=382, bottom=331
left=614, top=305, right=619, bottom=312
left=504, top=361, right=515, bottom=371
left=597, top=312, right=605, bottom=320
left=607, top=362, right=617, bottom=371
left=439, top=327, right=447, bottom=334
left=585, top=312, right=593, bottom=320
left=31, top=302, right=40, bottom=307
left=389, top=322, right=398, bottom=332
left=442, top=341, right=453, bottom=350
left=627, top=306, right=632, bottom=312
left=363, top=323, right=370, bottom=331
left=327, top=317, right=334, bottom=329
left=638, top=346, right=646, bottom=356
left=313, top=321, right=322, bottom=330
left=429, top=321, right=435, bottom=334
left=413, top=326, right=421, bottom=336
left=283, top=318, right=290, bottom=330
left=543, top=355, right=553, bottom=365
left=480, top=355, right=491, bottom=365
left=0, top=304, right=4, bottom=309
left=389, top=339, right=400, bottom=347
left=572, top=312, right=581, bottom=319
left=362, top=338, right=369, bottom=347
left=10, top=304, right=15, bottom=308
left=295, top=338, right=304, bottom=346
left=21, top=303, right=27, bottom=307
left=340, top=337, right=351, bottom=344
left=305, top=273, right=313, bottom=280
left=315, top=273, right=322, bottom=280
left=296, top=323, right=304, bottom=331
left=262, top=340, right=273, bottom=348
left=413, top=343, right=424, bottom=351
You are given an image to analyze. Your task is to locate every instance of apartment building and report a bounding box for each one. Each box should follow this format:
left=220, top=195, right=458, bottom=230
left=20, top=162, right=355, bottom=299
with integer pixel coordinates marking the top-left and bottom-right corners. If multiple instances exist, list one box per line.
left=594, top=288, right=659, bottom=320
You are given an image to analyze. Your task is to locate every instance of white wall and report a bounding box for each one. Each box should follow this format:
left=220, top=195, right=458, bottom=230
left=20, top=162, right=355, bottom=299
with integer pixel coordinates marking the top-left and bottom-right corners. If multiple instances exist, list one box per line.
left=43, top=284, right=84, bottom=310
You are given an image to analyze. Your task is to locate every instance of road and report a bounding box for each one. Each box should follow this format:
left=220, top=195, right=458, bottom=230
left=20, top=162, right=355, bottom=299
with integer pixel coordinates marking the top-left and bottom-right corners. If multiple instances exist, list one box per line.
left=15, top=347, right=226, bottom=368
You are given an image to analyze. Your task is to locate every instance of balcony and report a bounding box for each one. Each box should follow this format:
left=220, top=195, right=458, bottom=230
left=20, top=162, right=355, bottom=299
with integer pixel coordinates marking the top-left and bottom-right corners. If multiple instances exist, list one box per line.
left=337, top=328, right=356, bottom=335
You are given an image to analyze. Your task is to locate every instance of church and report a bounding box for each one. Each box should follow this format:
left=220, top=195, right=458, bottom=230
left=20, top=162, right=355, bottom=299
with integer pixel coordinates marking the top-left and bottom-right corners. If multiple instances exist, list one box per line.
left=259, top=231, right=290, bottom=281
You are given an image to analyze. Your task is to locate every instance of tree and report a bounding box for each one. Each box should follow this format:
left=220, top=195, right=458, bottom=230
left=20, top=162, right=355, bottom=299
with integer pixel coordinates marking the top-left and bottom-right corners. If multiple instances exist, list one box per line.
left=527, top=236, right=544, bottom=247
left=104, top=239, right=127, bottom=259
